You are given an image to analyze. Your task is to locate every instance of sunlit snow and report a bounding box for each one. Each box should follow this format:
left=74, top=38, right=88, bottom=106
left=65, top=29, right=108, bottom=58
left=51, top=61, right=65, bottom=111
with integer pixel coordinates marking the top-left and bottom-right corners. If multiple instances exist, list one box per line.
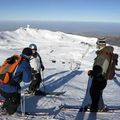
left=0, top=26, right=120, bottom=120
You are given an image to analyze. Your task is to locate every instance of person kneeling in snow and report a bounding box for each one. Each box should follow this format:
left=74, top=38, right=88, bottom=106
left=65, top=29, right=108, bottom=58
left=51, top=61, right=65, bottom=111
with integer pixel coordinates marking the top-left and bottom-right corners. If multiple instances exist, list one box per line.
left=0, top=48, right=33, bottom=115
left=28, top=44, right=45, bottom=95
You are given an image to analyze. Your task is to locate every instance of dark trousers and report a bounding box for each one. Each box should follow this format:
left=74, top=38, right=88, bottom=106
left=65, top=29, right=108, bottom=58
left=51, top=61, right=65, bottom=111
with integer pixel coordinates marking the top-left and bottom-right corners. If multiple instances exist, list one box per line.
left=0, top=91, right=20, bottom=114
left=90, top=78, right=107, bottom=110
left=29, top=73, right=42, bottom=92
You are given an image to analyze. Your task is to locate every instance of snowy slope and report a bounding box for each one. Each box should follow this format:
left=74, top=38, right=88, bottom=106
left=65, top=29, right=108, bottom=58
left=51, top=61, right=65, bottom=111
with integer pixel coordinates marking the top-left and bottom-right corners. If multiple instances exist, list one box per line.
left=0, top=26, right=120, bottom=120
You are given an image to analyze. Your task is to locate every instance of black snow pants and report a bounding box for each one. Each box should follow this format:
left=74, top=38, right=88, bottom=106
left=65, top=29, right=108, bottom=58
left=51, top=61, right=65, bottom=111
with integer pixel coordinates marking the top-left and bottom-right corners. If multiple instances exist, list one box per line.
left=29, top=72, right=42, bottom=92
left=90, top=77, right=107, bottom=111
left=0, top=90, right=21, bottom=114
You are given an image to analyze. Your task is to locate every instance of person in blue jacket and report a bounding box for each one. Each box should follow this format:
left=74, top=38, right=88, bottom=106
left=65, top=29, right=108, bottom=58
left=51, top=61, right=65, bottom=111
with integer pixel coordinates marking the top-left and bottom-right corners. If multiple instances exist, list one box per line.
left=0, top=47, right=33, bottom=115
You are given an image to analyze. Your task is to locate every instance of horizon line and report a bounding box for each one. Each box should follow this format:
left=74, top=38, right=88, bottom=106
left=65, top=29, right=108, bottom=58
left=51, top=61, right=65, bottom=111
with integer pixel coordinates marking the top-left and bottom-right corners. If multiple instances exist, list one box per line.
left=0, top=20, right=120, bottom=24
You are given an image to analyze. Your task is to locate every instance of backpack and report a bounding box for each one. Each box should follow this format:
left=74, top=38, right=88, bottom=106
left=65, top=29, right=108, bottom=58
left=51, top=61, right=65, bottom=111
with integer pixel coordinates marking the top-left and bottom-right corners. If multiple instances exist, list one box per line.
left=0, top=54, right=22, bottom=85
left=106, top=53, right=118, bottom=80
left=92, top=46, right=116, bottom=80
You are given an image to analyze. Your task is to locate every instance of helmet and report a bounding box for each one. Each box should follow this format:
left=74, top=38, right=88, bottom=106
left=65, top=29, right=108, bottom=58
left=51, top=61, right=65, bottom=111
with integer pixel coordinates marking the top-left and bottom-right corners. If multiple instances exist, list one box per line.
left=29, top=44, right=37, bottom=50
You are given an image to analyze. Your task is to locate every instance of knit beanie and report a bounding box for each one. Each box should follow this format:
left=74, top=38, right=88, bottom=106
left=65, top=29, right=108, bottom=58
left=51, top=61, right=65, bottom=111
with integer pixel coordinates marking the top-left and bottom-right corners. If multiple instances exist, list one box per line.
left=22, top=47, right=32, bottom=57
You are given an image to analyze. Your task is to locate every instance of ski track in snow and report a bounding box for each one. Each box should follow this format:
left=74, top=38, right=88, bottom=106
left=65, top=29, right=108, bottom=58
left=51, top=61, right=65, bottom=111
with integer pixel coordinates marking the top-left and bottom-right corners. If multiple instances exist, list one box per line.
left=0, top=27, right=120, bottom=120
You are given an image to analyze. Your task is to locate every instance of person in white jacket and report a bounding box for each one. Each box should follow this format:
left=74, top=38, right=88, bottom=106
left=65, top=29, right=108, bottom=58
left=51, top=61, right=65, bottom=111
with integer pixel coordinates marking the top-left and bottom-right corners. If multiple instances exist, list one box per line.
left=28, top=44, right=44, bottom=94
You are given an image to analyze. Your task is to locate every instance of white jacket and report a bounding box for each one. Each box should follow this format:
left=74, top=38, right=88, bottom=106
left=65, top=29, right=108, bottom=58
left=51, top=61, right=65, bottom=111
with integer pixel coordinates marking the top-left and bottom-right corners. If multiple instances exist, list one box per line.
left=30, top=53, right=43, bottom=73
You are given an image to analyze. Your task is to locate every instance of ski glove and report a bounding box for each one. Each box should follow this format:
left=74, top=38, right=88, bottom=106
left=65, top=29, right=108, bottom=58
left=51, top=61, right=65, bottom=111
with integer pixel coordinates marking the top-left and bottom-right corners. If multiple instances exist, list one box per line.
left=88, top=70, right=93, bottom=76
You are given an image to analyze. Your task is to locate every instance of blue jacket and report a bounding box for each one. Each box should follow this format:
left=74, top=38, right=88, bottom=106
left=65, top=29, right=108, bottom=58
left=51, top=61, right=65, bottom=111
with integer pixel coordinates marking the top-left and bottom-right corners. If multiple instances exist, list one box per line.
left=0, top=59, right=32, bottom=93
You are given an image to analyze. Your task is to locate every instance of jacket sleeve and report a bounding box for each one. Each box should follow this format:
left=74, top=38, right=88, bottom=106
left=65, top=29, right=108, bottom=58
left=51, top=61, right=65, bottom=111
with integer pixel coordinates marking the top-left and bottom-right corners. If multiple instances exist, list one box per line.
left=37, top=53, right=44, bottom=70
left=22, top=61, right=32, bottom=83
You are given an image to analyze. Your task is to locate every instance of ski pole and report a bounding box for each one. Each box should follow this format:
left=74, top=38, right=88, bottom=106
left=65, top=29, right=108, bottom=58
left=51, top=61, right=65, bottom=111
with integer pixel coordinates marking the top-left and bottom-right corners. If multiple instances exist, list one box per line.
left=81, top=76, right=92, bottom=108
left=41, top=70, right=46, bottom=91
left=21, top=82, right=26, bottom=116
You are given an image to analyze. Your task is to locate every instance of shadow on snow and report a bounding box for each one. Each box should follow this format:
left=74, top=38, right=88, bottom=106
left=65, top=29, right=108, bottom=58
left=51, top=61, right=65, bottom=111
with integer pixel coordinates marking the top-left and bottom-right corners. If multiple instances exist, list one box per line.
left=18, top=70, right=83, bottom=114
left=43, top=70, right=83, bottom=92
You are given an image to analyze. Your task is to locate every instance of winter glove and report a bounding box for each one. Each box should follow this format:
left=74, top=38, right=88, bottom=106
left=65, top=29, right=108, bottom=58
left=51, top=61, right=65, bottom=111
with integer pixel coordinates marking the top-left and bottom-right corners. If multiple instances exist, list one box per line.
left=31, top=68, right=34, bottom=73
left=41, top=65, right=44, bottom=71
left=88, top=70, right=93, bottom=76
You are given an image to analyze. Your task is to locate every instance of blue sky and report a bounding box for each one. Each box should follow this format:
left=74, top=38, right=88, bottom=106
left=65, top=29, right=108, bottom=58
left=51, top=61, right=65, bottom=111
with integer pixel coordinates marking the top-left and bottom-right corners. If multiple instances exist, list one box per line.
left=0, top=0, right=120, bottom=23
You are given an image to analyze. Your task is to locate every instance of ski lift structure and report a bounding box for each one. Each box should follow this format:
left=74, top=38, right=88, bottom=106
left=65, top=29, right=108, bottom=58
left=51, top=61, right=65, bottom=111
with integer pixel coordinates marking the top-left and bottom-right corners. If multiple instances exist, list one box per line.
left=96, top=37, right=106, bottom=49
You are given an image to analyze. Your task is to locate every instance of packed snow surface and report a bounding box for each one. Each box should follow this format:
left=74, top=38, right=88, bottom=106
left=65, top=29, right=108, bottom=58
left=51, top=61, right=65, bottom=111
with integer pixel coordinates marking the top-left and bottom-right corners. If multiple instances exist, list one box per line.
left=0, top=27, right=120, bottom=120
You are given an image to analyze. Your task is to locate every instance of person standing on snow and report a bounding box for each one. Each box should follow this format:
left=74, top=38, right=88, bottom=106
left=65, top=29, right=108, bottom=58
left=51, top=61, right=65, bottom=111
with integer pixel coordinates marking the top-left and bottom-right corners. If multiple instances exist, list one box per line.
left=0, top=47, right=33, bottom=115
left=88, top=67, right=107, bottom=112
left=88, top=46, right=118, bottom=112
left=28, top=44, right=45, bottom=95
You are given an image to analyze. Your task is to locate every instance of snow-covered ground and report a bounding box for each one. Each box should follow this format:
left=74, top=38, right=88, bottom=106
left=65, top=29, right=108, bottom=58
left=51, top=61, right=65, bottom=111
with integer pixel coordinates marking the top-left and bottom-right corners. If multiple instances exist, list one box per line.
left=0, top=26, right=120, bottom=120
